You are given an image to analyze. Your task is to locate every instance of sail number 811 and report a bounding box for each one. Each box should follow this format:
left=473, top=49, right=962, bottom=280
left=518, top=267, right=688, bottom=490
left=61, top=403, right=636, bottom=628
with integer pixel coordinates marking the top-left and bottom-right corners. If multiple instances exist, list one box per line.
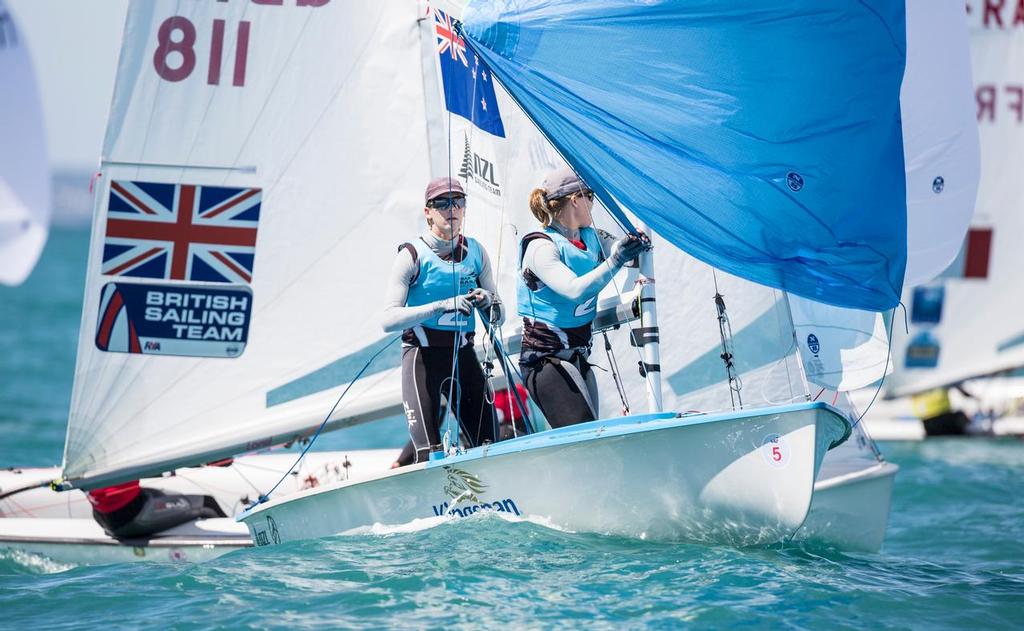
left=153, top=17, right=251, bottom=87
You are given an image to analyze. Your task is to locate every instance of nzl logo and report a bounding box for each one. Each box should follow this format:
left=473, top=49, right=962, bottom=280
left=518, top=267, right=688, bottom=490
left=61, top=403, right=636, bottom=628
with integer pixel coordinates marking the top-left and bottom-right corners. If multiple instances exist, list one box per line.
left=458, top=134, right=501, bottom=196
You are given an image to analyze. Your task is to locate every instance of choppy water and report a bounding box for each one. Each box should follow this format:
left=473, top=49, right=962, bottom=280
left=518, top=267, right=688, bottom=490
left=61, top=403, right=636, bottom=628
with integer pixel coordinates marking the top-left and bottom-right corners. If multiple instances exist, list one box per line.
left=2, top=229, right=1022, bottom=629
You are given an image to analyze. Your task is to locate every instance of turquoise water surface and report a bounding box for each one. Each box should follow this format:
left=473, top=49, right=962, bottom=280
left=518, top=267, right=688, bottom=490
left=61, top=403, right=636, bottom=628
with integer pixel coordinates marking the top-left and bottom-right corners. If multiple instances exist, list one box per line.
left=1, top=229, right=1022, bottom=629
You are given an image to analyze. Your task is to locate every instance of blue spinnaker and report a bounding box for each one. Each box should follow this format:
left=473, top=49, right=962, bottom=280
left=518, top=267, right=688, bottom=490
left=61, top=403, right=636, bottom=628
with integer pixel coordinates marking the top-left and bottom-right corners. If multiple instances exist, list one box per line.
left=462, top=0, right=907, bottom=311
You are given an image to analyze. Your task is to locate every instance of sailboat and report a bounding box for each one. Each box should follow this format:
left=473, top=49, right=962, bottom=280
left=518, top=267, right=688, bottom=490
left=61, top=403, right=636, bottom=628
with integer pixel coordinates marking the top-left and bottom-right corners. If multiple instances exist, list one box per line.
left=0, top=0, right=51, bottom=286
left=0, top=0, right=978, bottom=561
left=235, top=0, right=911, bottom=550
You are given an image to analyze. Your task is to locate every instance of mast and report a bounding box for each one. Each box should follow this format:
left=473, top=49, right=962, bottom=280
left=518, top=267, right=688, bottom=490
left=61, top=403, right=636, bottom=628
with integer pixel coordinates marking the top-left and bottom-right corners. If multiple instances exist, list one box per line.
left=634, top=226, right=662, bottom=412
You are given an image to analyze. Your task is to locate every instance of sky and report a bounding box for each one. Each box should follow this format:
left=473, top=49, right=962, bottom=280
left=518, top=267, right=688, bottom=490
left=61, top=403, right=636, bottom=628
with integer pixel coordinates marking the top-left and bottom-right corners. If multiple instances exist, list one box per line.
left=7, top=0, right=128, bottom=172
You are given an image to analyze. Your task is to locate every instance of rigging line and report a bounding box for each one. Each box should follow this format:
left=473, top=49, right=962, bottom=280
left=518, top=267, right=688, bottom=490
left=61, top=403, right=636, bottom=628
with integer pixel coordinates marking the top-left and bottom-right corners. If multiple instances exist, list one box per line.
left=851, top=305, right=898, bottom=430
left=0, top=479, right=53, bottom=502
left=853, top=395, right=885, bottom=461
left=245, top=334, right=402, bottom=508
left=438, top=40, right=493, bottom=453
left=488, top=323, right=526, bottom=429
left=442, top=105, right=465, bottom=454
left=712, top=268, right=744, bottom=407
left=602, top=331, right=630, bottom=415
left=484, top=318, right=535, bottom=433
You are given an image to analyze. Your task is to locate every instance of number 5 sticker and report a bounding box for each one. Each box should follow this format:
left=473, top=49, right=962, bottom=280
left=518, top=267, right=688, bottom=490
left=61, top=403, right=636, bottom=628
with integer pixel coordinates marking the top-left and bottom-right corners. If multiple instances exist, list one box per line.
left=761, top=433, right=788, bottom=468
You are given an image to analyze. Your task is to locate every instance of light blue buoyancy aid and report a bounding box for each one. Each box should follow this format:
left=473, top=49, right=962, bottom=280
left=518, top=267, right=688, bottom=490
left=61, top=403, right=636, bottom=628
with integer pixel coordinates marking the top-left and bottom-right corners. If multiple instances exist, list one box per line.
left=406, top=236, right=483, bottom=332
left=517, top=226, right=605, bottom=330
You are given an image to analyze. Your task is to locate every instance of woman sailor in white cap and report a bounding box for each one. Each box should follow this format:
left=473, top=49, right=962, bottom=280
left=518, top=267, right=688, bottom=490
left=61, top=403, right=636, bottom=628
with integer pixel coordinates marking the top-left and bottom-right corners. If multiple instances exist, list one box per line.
left=518, top=167, right=648, bottom=427
left=382, top=177, right=504, bottom=464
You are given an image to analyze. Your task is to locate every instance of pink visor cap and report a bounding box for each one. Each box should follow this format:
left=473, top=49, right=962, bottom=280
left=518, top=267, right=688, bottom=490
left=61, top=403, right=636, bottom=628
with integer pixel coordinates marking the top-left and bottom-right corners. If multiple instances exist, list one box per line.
left=424, top=176, right=466, bottom=203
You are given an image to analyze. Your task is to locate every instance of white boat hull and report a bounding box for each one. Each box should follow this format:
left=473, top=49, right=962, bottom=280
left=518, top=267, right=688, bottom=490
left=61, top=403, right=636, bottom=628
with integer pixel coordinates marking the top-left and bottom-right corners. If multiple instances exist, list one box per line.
left=0, top=517, right=249, bottom=565
left=241, top=403, right=850, bottom=548
left=797, top=461, right=898, bottom=552
left=0, top=450, right=399, bottom=519
left=0, top=450, right=398, bottom=565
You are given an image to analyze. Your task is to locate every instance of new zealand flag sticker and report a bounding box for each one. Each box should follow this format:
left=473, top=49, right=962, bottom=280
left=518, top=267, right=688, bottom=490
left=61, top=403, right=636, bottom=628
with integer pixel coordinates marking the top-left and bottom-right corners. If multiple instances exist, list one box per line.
left=435, top=9, right=505, bottom=138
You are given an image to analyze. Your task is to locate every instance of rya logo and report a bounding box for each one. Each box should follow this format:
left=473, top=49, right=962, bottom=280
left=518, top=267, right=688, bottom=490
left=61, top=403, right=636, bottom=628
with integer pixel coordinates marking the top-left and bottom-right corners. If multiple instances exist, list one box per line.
left=459, top=134, right=501, bottom=196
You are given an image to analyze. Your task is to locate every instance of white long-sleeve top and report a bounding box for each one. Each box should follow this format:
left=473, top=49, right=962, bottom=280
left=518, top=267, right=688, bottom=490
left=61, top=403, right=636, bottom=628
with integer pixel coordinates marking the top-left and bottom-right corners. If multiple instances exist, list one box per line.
left=381, top=231, right=504, bottom=333
left=519, top=223, right=623, bottom=300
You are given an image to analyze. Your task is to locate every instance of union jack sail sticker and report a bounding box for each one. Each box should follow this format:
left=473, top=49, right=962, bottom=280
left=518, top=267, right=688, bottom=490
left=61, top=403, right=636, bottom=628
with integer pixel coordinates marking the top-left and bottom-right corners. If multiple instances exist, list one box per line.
left=102, top=181, right=261, bottom=284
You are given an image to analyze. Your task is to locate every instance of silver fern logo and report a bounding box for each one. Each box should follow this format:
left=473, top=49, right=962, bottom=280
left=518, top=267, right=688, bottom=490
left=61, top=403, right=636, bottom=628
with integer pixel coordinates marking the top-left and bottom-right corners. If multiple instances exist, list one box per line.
left=458, top=133, right=501, bottom=196
left=458, top=135, right=474, bottom=181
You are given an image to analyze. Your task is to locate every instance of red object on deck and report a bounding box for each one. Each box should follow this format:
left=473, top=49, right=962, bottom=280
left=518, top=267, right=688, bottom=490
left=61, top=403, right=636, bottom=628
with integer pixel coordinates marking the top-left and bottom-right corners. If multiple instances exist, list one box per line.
left=86, top=480, right=141, bottom=514
left=493, top=384, right=529, bottom=424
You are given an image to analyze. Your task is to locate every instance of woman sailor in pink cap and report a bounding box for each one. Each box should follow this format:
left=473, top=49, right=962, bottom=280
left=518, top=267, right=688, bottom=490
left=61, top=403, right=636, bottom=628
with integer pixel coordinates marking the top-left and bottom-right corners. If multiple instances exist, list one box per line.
left=517, top=167, right=648, bottom=427
left=382, top=177, right=504, bottom=464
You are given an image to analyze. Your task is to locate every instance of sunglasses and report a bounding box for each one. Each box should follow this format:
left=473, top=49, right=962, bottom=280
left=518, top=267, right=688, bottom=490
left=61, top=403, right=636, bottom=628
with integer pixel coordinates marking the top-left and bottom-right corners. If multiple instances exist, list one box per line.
left=575, top=190, right=594, bottom=201
left=427, top=196, right=467, bottom=211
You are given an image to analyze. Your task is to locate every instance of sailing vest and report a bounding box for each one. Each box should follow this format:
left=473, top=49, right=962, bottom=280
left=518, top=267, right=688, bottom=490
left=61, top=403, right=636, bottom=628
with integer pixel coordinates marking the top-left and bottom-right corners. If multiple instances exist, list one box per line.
left=404, top=236, right=483, bottom=345
left=517, top=226, right=604, bottom=330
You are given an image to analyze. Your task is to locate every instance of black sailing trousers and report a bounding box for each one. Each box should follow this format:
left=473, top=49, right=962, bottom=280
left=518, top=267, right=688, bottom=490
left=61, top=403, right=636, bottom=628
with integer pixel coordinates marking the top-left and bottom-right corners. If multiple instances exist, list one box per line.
left=401, top=345, right=496, bottom=463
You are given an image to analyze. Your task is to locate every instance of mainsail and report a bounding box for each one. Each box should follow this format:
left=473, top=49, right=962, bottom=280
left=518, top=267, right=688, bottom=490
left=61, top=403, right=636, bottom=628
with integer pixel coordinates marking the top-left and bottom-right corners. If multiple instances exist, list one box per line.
left=0, top=1, right=50, bottom=286
left=461, top=0, right=909, bottom=312
left=63, top=1, right=432, bottom=487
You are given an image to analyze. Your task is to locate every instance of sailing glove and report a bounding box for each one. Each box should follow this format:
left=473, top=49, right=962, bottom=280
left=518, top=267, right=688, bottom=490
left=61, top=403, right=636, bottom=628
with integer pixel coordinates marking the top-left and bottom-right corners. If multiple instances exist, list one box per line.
left=468, top=288, right=493, bottom=310
left=438, top=295, right=473, bottom=316
left=610, top=233, right=648, bottom=267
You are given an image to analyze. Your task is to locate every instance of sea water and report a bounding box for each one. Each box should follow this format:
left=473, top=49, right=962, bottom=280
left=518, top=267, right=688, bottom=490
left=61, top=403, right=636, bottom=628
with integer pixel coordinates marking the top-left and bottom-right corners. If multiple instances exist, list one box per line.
left=1, top=229, right=1022, bottom=629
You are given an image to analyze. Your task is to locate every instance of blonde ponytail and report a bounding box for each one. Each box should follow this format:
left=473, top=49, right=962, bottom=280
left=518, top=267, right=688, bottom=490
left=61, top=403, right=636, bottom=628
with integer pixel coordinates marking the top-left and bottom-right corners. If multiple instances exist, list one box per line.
left=529, top=187, right=569, bottom=228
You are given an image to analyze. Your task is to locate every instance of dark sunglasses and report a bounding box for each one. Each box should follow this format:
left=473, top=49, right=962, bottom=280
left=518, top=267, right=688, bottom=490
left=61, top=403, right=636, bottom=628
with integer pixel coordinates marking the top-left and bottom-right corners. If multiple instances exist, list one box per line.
left=575, top=190, right=594, bottom=201
left=427, top=196, right=467, bottom=210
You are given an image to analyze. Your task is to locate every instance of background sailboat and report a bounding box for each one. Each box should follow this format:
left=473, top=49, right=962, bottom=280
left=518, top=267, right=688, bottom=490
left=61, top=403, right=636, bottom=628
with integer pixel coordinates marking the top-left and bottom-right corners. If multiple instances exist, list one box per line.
left=862, top=3, right=1024, bottom=439
left=0, top=0, right=50, bottom=286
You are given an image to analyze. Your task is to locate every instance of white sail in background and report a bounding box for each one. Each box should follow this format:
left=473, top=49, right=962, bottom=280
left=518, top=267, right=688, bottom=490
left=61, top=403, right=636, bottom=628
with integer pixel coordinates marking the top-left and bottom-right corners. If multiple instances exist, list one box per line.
left=63, top=1, right=431, bottom=486
left=0, top=1, right=50, bottom=286
left=788, top=0, right=978, bottom=393
left=900, top=0, right=980, bottom=287
left=888, top=8, right=1024, bottom=397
